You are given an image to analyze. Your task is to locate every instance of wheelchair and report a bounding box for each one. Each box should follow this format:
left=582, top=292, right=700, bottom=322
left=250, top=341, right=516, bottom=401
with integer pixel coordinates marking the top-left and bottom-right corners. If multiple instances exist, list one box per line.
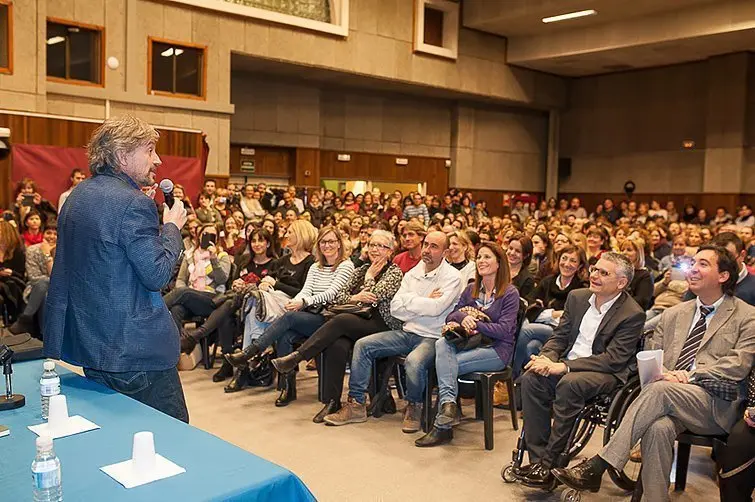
left=500, top=373, right=644, bottom=499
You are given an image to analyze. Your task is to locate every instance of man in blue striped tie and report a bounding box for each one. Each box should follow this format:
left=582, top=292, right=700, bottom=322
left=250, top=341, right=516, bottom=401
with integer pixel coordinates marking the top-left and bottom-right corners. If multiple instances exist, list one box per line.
left=552, top=245, right=755, bottom=502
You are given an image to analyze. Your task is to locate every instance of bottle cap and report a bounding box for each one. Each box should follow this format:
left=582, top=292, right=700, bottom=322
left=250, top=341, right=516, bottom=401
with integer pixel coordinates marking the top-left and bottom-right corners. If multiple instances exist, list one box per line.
left=36, top=436, right=53, bottom=449
left=43, top=361, right=55, bottom=371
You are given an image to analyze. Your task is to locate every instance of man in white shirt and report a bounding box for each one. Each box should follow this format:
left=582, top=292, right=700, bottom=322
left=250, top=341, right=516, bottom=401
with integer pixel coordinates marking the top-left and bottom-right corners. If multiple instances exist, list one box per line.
left=57, top=168, right=86, bottom=213
left=515, top=253, right=645, bottom=488
left=553, top=246, right=755, bottom=502
left=324, top=231, right=462, bottom=432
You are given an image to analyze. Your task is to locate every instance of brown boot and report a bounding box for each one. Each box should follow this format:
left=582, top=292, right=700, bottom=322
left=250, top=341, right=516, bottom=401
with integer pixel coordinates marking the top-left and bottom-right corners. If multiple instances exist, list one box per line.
left=402, top=402, right=423, bottom=433
left=323, top=397, right=367, bottom=426
left=493, top=381, right=509, bottom=407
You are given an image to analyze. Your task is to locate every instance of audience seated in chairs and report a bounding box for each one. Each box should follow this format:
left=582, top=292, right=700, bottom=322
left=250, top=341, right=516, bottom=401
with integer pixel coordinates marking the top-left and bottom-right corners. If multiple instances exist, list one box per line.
left=164, top=223, right=231, bottom=341
left=446, top=230, right=476, bottom=285
left=514, top=252, right=644, bottom=489
left=619, top=237, right=654, bottom=310
left=506, top=233, right=535, bottom=299
left=9, top=222, right=56, bottom=335
left=270, top=229, right=403, bottom=423
left=222, top=221, right=316, bottom=392
left=392, top=222, right=425, bottom=274
left=0, top=220, right=26, bottom=325
left=415, top=242, right=520, bottom=447
left=513, top=244, right=588, bottom=377
left=226, top=225, right=355, bottom=404
left=13, top=178, right=57, bottom=231
left=553, top=245, right=755, bottom=502
left=323, top=231, right=462, bottom=433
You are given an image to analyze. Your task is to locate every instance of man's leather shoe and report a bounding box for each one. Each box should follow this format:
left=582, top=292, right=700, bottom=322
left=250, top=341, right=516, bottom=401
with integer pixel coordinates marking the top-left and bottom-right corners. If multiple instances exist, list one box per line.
left=511, top=463, right=535, bottom=479
left=551, top=459, right=603, bottom=493
left=435, top=402, right=458, bottom=427
left=520, top=463, right=555, bottom=488
left=313, top=400, right=341, bottom=423
left=414, top=426, right=453, bottom=447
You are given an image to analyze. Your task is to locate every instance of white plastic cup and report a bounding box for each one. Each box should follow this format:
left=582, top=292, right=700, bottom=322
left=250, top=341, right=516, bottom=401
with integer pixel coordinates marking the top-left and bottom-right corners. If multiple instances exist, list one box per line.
left=47, top=394, right=69, bottom=428
left=132, top=431, right=156, bottom=474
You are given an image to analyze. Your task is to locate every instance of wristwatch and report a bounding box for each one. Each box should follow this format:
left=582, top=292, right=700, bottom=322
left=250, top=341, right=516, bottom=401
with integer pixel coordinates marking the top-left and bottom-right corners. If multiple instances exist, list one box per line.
left=43, top=253, right=53, bottom=262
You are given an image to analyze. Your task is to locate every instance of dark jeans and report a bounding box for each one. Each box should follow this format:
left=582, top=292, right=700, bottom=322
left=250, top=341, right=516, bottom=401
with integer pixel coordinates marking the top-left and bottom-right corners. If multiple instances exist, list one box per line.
left=253, top=310, right=327, bottom=356
left=84, top=367, right=189, bottom=423
left=719, top=418, right=755, bottom=501
left=520, top=370, right=618, bottom=466
left=297, top=313, right=387, bottom=403
left=23, top=277, right=49, bottom=320
left=163, top=287, right=216, bottom=330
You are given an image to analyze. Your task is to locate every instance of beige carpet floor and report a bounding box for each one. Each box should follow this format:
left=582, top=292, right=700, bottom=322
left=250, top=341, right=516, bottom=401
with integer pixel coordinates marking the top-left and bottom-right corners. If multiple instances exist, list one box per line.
left=177, top=362, right=722, bottom=502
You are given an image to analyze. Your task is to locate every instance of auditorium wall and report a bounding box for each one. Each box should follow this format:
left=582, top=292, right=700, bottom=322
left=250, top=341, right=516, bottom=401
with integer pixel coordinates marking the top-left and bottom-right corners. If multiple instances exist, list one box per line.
left=559, top=61, right=708, bottom=195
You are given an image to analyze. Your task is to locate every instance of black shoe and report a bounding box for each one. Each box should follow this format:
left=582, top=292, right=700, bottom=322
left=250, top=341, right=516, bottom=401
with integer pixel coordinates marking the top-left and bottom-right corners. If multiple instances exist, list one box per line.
left=225, top=344, right=260, bottom=369
left=275, top=373, right=297, bottom=407
left=313, top=399, right=341, bottom=423
left=271, top=351, right=303, bottom=375
left=521, top=463, right=555, bottom=488
left=551, top=459, right=604, bottom=493
left=414, top=426, right=453, bottom=447
left=435, top=402, right=458, bottom=427
left=382, top=393, right=396, bottom=414
left=180, top=331, right=197, bottom=354
left=212, top=360, right=234, bottom=382
left=8, top=315, right=35, bottom=335
left=512, top=463, right=536, bottom=479
left=224, top=367, right=250, bottom=393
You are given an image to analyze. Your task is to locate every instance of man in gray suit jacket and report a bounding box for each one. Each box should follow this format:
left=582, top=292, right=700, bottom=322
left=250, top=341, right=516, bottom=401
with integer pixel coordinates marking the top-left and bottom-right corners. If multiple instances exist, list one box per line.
left=553, top=245, right=755, bottom=502
left=44, top=116, right=189, bottom=422
left=515, top=252, right=645, bottom=488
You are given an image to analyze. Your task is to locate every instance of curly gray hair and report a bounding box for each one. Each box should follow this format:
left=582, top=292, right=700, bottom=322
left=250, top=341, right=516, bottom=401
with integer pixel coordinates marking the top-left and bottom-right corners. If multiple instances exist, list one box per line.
left=87, top=116, right=159, bottom=175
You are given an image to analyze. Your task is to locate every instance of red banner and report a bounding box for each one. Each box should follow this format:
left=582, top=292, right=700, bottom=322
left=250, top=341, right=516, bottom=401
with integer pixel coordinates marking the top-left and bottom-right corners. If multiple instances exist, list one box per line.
left=11, top=145, right=204, bottom=208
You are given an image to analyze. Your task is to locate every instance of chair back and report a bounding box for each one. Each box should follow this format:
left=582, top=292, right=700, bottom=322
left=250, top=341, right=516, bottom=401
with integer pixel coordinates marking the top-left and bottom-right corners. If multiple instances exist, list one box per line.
left=511, top=298, right=528, bottom=348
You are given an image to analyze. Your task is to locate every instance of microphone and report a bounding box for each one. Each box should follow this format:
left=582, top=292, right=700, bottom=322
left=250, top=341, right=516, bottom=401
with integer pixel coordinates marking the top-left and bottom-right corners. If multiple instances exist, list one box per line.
left=159, top=179, right=175, bottom=208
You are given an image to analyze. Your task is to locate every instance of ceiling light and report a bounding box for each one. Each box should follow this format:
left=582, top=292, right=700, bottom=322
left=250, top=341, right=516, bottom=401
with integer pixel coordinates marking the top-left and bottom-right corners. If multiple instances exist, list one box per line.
left=160, top=48, right=184, bottom=57
left=46, top=36, right=65, bottom=45
left=542, top=9, right=597, bottom=23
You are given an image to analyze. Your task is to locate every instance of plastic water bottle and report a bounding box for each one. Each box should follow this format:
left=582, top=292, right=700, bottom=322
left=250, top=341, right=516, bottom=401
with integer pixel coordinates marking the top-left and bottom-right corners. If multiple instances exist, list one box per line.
left=31, top=435, right=63, bottom=502
left=40, top=361, right=60, bottom=420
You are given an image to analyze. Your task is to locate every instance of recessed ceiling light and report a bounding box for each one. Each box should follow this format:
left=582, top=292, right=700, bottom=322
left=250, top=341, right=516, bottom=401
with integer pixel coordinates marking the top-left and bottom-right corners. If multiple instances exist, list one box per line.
left=542, top=9, right=597, bottom=23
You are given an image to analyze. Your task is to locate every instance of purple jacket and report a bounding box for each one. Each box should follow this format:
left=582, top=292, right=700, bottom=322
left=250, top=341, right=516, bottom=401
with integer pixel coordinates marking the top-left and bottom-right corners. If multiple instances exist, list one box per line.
left=446, top=283, right=520, bottom=364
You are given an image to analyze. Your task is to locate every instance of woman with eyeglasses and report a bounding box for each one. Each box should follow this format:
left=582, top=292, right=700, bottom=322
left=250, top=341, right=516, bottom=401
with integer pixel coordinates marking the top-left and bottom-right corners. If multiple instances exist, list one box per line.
left=226, top=226, right=355, bottom=404
left=512, top=244, right=588, bottom=377
left=270, top=230, right=403, bottom=421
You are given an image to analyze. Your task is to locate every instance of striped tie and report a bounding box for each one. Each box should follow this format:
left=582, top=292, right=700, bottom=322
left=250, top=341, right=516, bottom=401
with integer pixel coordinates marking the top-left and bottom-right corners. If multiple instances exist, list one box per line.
left=675, top=305, right=714, bottom=371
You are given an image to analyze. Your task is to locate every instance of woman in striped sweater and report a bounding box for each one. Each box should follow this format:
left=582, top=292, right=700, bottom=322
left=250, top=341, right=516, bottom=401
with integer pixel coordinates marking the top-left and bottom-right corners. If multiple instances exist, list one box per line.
left=226, top=225, right=354, bottom=405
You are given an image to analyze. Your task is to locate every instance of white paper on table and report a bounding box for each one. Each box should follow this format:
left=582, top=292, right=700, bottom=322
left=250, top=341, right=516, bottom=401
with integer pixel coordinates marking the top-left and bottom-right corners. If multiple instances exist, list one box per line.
left=100, top=454, right=186, bottom=489
left=28, top=416, right=100, bottom=439
left=636, top=349, right=664, bottom=387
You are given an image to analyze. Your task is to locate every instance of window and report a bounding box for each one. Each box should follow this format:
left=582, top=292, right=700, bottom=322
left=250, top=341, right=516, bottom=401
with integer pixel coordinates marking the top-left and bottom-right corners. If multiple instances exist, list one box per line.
left=223, top=0, right=330, bottom=23
left=46, top=18, right=104, bottom=85
left=149, top=38, right=206, bottom=99
left=0, top=0, right=11, bottom=74
left=413, top=0, right=459, bottom=60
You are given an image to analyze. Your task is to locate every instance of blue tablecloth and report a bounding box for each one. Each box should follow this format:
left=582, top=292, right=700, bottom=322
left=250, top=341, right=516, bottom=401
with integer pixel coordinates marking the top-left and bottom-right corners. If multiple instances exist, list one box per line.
left=0, top=360, right=315, bottom=502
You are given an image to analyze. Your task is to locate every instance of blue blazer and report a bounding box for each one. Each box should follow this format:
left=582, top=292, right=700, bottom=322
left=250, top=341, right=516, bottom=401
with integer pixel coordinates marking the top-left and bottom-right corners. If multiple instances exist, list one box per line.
left=43, top=171, right=184, bottom=372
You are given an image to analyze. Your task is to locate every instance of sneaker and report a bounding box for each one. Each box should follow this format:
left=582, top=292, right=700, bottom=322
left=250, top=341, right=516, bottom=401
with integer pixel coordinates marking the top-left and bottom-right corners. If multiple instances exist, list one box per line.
left=323, top=397, right=367, bottom=426
left=402, top=402, right=423, bottom=433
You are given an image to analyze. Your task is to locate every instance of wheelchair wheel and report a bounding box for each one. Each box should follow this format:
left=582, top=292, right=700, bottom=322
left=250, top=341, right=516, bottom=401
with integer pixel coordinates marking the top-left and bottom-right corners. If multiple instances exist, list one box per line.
left=560, top=488, right=582, bottom=502
left=566, top=406, right=598, bottom=458
left=603, top=376, right=643, bottom=491
left=501, top=465, right=517, bottom=483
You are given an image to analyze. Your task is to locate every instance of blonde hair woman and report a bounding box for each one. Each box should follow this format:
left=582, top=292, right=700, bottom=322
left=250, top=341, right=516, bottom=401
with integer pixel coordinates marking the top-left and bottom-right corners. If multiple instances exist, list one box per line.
left=447, top=230, right=476, bottom=285
left=619, top=238, right=654, bottom=310
left=227, top=225, right=356, bottom=405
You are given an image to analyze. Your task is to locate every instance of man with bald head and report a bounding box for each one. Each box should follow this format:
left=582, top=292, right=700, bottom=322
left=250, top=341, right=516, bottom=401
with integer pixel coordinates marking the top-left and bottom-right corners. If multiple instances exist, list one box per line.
left=325, top=231, right=463, bottom=432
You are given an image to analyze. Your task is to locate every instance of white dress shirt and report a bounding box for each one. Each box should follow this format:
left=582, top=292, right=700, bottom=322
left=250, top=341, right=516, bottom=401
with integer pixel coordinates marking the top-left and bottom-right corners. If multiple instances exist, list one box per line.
left=389, top=260, right=462, bottom=339
left=567, top=292, right=622, bottom=360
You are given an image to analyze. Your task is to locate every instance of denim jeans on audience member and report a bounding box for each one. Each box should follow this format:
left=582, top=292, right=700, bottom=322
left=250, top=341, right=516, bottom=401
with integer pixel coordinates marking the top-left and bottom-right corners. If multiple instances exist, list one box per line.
left=252, top=310, right=327, bottom=356
left=348, top=330, right=436, bottom=405
left=513, top=320, right=554, bottom=378
left=435, top=338, right=504, bottom=428
left=163, top=287, right=216, bottom=330
left=23, top=277, right=50, bottom=320
left=242, top=297, right=270, bottom=349
left=84, top=367, right=189, bottom=423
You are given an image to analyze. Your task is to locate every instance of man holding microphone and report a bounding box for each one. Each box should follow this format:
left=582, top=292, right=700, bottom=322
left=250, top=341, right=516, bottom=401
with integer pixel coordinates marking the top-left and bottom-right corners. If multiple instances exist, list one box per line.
left=44, top=116, right=190, bottom=422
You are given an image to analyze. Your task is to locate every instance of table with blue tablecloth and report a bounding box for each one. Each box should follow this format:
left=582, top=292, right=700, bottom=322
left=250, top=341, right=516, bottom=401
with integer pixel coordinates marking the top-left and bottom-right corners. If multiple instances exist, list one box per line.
left=0, top=360, right=315, bottom=501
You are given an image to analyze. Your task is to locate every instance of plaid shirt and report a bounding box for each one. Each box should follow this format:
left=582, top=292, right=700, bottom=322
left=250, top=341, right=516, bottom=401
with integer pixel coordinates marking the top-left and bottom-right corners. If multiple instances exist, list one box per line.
left=693, top=375, right=744, bottom=402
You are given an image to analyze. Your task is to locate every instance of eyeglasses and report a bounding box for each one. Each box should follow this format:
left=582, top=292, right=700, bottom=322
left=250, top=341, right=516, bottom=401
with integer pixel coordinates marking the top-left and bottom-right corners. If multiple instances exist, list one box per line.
left=320, top=239, right=340, bottom=247
left=367, top=242, right=392, bottom=250
left=588, top=266, right=611, bottom=278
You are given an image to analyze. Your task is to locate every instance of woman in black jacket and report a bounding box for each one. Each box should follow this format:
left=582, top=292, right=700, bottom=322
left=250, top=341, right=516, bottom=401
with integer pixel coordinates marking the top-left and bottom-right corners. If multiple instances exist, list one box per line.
left=506, top=233, right=535, bottom=298
left=620, top=238, right=654, bottom=310
left=512, top=245, right=587, bottom=376
left=0, top=221, right=26, bottom=324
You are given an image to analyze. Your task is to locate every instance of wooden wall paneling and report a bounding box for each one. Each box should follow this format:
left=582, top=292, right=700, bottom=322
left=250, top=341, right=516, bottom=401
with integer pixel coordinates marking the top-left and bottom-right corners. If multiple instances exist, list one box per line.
left=229, top=144, right=294, bottom=179
left=294, top=148, right=320, bottom=188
